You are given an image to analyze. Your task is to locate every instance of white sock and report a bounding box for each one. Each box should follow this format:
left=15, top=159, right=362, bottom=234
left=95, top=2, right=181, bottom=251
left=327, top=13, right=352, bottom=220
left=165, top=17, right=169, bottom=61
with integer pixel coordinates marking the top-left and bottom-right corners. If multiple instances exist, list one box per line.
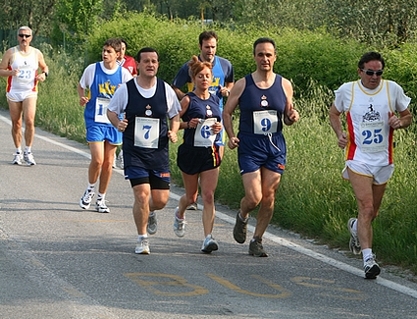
left=97, top=193, right=105, bottom=200
left=16, top=148, right=22, bottom=154
left=138, top=234, right=148, bottom=240
left=24, top=146, right=31, bottom=154
left=362, top=248, right=373, bottom=263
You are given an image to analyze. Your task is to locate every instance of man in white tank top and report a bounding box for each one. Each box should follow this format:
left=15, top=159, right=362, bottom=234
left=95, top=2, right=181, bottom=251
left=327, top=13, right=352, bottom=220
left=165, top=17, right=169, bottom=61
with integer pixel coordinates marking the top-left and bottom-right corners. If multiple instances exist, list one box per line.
left=0, top=26, right=49, bottom=165
left=329, top=51, right=412, bottom=279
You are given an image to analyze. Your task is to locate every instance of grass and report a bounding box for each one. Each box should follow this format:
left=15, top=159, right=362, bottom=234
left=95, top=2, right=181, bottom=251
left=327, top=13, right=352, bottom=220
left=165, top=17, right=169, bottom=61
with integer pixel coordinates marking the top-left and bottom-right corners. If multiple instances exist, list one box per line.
left=1, top=37, right=417, bottom=276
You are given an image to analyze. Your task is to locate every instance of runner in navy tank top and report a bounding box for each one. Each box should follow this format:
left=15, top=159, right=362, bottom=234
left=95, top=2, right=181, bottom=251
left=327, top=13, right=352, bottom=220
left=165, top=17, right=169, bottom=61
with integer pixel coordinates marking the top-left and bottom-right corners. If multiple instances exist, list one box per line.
left=107, top=47, right=181, bottom=255
left=175, top=56, right=223, bottom=253
left=223, top=37, right=299, bottom=257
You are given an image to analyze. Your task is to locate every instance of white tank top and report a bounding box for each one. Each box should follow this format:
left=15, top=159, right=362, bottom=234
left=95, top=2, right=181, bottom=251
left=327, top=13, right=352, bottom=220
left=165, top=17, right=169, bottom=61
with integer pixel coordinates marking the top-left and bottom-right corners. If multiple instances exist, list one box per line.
left=346, top=80, right=394, bottom=166
left=7, top=46, right=39, bottom=93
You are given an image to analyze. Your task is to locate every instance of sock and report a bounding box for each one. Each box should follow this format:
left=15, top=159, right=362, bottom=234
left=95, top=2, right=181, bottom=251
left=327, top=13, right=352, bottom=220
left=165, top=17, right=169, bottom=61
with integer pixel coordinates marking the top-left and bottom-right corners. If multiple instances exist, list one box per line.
left=16, top=148, right=22, bottom=154
left=87, top=183, right=95, bottom=191
left=238, top=211, right=248, bottom=222
left=138, top=234, right=148, bottom=241
left=24, top=146, right=31, bottom=154
left=97, top=193, right=105, bottom=200
left=362, top=248, right=373, bottom=263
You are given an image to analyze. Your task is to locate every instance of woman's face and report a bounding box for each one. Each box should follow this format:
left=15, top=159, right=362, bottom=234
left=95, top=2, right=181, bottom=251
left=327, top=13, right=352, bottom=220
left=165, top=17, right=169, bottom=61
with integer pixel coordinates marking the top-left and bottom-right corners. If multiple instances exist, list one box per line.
left=194, top=66, right=212, bottom=90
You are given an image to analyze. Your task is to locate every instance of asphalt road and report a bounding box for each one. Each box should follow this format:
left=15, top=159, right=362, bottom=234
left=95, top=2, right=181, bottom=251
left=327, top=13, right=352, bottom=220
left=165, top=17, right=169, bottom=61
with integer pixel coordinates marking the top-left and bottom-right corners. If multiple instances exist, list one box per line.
left=1, top=109, right=417, bottom=319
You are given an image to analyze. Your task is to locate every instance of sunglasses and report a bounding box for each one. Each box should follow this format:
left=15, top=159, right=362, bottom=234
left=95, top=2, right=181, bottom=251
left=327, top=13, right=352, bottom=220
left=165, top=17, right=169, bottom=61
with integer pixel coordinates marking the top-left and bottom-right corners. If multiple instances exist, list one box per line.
left=18, top=34, right=31, bottom=38
left=361, top=69, right=383, bottom=76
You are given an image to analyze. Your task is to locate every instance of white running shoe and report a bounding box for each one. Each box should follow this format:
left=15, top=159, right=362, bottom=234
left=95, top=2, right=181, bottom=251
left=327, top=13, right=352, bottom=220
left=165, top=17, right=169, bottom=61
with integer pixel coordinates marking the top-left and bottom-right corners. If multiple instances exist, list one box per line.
left=347, top=218, right=361, bottom=255
left=364, top=256, right=380, bottom=279
left=173, top=207, right=186, bottom=237
left=24, top=152, right=36, bottom=166
left=135, top=237, right=150, bottom=254
left=79, top=189, right=94, bottom=210
left=12, top=153, right=23, bottom=165
left=95, top=198, right=110, bottom=213
left=201, top=235, right=219, bottom=253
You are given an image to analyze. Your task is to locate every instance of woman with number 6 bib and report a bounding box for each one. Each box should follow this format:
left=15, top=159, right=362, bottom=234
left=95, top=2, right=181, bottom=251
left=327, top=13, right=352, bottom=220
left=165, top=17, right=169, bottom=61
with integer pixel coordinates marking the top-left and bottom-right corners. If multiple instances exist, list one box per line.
left=174, top=55, right=223, bottom=254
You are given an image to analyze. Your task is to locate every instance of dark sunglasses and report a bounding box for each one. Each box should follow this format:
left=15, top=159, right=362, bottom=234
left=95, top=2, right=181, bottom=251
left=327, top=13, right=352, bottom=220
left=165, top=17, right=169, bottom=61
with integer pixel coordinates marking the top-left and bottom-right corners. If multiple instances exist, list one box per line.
left=18, top=34, right=31, bottom=38
left=361, top=69, right=383, bottom=76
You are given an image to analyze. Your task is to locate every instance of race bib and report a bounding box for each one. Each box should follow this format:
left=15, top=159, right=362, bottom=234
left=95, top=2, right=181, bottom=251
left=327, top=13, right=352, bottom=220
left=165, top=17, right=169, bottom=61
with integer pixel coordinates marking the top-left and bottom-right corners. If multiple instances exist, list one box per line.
left=95, top=97, right=111, bottom=124
left=134, top=117, right=160, bottom=149
left=253, top=110, right=278, bottom=134
left=194, top=118, right=217, bottom=147
left=359, top=121, right=387, bottom=153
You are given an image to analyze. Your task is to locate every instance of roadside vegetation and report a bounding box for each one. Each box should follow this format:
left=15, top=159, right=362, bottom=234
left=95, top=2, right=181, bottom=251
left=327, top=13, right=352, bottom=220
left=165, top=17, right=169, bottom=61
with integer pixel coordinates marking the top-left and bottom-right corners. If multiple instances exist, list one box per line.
left=1, top=3, right=416, bottom=276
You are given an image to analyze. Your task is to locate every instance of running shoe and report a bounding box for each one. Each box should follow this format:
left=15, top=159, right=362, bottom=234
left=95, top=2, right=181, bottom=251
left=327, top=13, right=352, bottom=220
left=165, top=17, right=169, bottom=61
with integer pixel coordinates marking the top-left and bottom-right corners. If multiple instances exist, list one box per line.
left=233, top=211, right=248, bottom=244
left=364, top=256, right=380, bottom=279
left=147, top=212, right=158, bottom=235
left=95, top=198, right=110, bottom=213
left=12, top=153, right=23, bottom=165
left=135, top=236, right=150, bottom=254
left=249, top=237, right=268, bottom=257
left=173, top=207, right=186, bottom=237
left=79, top=189, right=94, bottom=210
left=24, top=152, right=36, bottom=166
left=347, top=218, right=361, bottom=255
left=186, top=202, right=198, bottom=210
left=201, top=235, right=219, bottom=253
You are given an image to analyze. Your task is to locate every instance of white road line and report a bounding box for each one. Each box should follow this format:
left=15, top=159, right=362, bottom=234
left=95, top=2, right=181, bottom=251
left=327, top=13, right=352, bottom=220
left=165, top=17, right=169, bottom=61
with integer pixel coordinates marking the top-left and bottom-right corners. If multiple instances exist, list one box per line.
left=1, top=113, right=416, bottom=299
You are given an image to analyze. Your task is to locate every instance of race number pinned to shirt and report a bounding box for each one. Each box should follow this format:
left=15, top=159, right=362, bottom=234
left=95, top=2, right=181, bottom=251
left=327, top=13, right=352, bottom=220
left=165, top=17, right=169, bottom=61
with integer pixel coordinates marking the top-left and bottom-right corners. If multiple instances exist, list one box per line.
left=95, top=97, right=111, bottom=124
left=134, top=117, right=160, bottom=149
left=359, top=121, right=387, bottom=153
left=253, top=110, right=278, bottom=134
left=194, top=118, right=217, bottom=147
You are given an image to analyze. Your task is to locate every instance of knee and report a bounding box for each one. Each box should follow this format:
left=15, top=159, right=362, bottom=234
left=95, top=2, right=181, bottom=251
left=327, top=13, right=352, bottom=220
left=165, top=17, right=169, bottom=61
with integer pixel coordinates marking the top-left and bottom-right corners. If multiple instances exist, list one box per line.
left=201, top=190, right=214, bottom=204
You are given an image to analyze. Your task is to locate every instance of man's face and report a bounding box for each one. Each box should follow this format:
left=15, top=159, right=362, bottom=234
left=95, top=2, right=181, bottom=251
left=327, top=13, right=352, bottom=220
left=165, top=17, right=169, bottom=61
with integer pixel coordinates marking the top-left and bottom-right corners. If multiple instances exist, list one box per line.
left=137, top=52, right=159, bottom=77
left=120, top=42, right=126, bottom=59
left=254, top=42, right=276, bottom=72
left=358, top=60, right=383, bottom=90
left=199, top=37, right=217, bottom=62
left=17, top=30, right=32, bottom=47
left=102, top=46, right=120, bottom=63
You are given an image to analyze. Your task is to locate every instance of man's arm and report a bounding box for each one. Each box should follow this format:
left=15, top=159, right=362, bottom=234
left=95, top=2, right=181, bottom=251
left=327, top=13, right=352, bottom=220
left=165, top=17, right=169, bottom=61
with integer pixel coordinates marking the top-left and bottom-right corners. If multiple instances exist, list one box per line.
left=168, top=114, right=180, bottom=143
left=0, top=49, right=16, bottom=78
left=282, top=77, right=299, bottom=125
left=77, top=83, right=89, bottom=106
left=223, top=77, right=245, bottom=149
left=329, top=103, right=347, bottom=149
left=36, top=50, right=49, bottom=82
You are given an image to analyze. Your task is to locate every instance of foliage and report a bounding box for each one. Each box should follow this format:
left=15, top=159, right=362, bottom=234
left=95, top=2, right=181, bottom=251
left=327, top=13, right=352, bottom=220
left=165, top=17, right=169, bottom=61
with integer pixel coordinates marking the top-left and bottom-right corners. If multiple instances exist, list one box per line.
left=325, top=0, right=417, bottom=46
left=1, top=12, right=417, bottom=275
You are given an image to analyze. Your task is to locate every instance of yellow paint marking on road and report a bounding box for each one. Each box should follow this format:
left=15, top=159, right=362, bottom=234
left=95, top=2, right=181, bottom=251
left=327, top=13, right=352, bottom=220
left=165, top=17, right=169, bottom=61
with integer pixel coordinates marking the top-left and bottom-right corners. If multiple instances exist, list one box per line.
left=292, top=277, right=365, bottom=300
left=208, top=273, right=292, bottom=298
left=124, top=272, right=208, bottom=297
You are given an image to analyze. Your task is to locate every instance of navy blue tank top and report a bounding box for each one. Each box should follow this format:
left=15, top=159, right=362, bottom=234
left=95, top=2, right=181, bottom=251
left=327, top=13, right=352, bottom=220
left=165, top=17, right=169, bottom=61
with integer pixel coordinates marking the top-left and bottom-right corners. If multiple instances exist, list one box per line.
left=181, top=92, right=221, bottom=146
left=238, top=74, right=286, bottom=135
left=123, top=78, right=169, bottom=170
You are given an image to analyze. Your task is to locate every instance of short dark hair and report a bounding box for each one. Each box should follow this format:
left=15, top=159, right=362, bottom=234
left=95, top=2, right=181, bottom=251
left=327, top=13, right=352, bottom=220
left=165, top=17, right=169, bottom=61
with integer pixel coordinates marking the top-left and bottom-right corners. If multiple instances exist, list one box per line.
left=120, top=38, right=128, bottom=49
left=253, top=37, right=276, bottom=55
left=136, top=47, right=159, bottom=62
left=199, top=31, right=218, bottom=46
left=104, top=38, right=122, bottom=53
left=358, top=51, right=385, bottom=69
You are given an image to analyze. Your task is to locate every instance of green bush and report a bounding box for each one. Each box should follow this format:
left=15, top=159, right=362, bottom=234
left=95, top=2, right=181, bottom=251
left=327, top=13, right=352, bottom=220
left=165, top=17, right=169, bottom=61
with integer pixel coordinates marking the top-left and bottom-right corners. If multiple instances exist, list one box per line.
left=1, top=13, right=417, bottom=275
